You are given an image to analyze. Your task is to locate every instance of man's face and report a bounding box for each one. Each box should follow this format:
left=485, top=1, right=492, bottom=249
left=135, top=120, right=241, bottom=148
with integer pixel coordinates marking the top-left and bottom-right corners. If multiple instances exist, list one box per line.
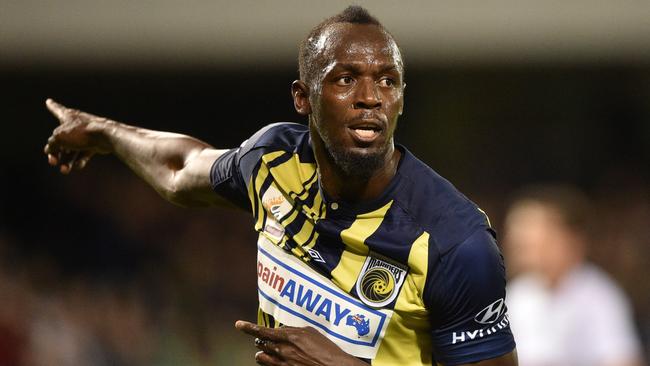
left=308, top=24, right=405, bottom=178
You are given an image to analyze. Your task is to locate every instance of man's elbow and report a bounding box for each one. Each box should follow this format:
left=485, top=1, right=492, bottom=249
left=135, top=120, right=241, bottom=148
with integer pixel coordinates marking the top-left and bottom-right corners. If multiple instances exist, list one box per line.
left=161, top=182, right=211, bottom=208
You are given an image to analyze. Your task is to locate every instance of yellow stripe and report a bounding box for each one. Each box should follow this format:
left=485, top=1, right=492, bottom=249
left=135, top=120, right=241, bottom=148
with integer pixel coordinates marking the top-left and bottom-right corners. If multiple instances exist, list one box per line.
left=297, top=157, right=317, bottom=183
left=268, top=154, right=316, bottom=199
left=290, top=246, right=309, bottom=262
left=265, top=152, right=323, bottom=221
left=404, top=231, right=429, bottom=309
left=279, top=205, right=300, bottom=227
left=372, top=308, right=433, bottom=366
left=297, top=172, right=318, bottom=202
left=259, top=151, right=323, bottom=257
left=302, top=230, right=320, bottom=251
left=330, top=201, right=393, bottom=292
left=373, top=231, right=431, bottom=366
left=257, top=308, right=265, bottom=326
left=292, top=218, right=315, bottom=246
left=275, top=234, right=290, bottom=250
left=251, top=152, right=285, bottom=231
left=310, top=192, right=325, bottom=219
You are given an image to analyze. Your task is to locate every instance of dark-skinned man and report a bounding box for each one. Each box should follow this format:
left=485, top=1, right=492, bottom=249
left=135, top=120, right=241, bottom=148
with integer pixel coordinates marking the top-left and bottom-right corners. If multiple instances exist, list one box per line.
left=44, top=6, right=517, bottom=366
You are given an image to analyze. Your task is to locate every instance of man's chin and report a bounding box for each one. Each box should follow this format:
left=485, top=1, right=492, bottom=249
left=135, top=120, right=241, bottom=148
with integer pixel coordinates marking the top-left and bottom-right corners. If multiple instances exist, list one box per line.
left=328, top=146, right=387, bottom=179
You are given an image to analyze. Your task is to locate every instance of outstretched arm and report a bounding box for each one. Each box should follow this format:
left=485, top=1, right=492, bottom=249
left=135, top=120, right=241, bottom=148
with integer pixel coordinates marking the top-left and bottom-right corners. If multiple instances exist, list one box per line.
left=44, top=98, right=231, bottom=208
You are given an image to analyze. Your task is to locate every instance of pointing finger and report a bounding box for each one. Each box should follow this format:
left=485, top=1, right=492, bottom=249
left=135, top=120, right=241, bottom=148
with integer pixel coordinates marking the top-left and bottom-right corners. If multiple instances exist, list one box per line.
left=235, top=321, right=289, bottom=342
left=45, top=98, right=68, bottom=123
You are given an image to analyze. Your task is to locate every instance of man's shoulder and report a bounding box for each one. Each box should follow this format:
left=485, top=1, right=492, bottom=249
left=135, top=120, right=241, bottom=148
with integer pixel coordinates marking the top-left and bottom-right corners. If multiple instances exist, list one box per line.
left=394, top=147, right=490, bottom=254
left=240, top=122, right=309, bottom=153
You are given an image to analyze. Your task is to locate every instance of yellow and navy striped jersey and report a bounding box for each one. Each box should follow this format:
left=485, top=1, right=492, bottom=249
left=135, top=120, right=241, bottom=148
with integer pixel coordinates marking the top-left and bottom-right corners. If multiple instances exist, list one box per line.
left=210, top=123, right=515, bottom=365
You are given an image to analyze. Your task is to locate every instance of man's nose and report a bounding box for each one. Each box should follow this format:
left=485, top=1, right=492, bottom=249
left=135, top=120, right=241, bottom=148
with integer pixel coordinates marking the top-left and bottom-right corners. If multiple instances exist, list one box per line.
left=354, top=78, right=381, bottom=109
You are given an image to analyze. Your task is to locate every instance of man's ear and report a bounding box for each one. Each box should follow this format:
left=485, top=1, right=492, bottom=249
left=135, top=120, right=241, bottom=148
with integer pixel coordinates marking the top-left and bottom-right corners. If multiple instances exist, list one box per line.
left=292, top=80, right=312, bottom=115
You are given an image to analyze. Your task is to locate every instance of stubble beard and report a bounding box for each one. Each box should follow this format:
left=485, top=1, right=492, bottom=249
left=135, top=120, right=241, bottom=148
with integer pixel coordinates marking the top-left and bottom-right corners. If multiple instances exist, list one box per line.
left=320, top=130, right=391, bottom=180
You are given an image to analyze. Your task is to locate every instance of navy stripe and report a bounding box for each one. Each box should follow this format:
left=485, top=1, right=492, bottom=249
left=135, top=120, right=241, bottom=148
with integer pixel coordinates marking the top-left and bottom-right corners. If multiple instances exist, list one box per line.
left=284, top=208, right=308, bottom=238
left=297, top=177, right=320, bottom=209
left=267, top=151, right=293, bottom=168
left=310, top=215, right=356, bottom=276
left=291, top=169, right=318, bottom=199
left=250, top=160, right=264, bottom=223
left=257, top=172, right=275, bottom=231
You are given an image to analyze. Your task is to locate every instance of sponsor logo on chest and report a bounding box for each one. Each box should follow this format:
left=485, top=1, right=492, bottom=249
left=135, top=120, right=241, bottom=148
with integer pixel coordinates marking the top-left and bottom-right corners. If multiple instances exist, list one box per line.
left=257, top=236, right=392, bottom=359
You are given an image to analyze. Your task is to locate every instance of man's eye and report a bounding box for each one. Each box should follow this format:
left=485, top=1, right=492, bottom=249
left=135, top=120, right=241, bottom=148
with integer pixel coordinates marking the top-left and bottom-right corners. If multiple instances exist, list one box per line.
left=379, top=78, right=395, bottom=87
left=336, top=76, right=354, bottom=85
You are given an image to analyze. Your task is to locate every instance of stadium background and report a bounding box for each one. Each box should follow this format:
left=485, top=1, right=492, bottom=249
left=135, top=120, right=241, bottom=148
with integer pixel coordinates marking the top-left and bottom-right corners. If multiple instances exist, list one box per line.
left=1, top=1, right=649, bottom=364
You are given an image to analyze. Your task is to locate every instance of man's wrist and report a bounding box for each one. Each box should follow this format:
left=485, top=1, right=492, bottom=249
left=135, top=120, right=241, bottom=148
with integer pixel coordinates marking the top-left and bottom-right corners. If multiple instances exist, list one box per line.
left=87, top=118, right=118, bottom=154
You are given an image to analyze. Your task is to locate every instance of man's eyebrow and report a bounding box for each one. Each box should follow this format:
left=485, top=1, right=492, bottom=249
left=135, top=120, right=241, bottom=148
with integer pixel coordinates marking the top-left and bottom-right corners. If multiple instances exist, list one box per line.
left=331, top=63, right=364, bottom=73
left=330, top=62, right=399, bottom=74
left=377, top=64, right=399, bottom=74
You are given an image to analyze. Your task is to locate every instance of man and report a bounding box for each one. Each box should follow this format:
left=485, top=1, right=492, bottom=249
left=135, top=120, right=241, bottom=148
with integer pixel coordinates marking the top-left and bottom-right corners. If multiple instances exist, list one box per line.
left=503, top=185, right=642, bottom=366
left=44, top=6, right=517, bottom=366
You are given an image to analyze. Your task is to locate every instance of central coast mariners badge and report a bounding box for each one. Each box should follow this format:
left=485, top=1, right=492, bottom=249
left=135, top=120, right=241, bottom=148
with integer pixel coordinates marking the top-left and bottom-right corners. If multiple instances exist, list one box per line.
left=355, top=252, right=408, bottom=308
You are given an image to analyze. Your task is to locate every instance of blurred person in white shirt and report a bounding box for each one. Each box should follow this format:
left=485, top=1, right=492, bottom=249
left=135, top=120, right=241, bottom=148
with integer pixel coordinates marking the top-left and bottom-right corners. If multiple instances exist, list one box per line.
left=503, top=185, right=643, bottom=366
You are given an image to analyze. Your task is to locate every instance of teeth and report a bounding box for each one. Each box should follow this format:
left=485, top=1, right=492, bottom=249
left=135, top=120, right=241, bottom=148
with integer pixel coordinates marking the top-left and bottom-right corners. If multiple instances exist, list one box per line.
left=354, top=129, right=377, bottom=138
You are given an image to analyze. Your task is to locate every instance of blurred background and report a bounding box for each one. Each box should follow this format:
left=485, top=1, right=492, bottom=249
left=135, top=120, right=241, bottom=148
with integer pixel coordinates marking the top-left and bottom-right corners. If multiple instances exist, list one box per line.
left=1, top=1, right=649, bottom=365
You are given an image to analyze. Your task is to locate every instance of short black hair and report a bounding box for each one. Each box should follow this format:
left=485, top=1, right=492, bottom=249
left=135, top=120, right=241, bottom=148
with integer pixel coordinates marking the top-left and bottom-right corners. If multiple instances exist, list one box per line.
left=298, top=6, right=392, bottom=89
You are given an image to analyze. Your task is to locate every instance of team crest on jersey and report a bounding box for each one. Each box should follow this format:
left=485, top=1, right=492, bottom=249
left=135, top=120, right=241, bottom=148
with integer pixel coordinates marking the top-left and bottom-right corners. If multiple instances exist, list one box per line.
left=355, top=253, right=408, bottom=308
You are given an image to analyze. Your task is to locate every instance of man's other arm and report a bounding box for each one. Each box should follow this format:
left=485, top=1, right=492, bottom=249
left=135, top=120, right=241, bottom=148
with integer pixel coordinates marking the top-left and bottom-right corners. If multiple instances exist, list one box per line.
left=44, top=99, right=231, bottom=208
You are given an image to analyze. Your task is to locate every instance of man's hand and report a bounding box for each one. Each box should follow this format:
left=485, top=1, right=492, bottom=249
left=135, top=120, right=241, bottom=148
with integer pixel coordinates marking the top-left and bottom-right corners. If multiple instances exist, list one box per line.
left=43, top=98, right=227, bottom=207
left=235, top=320, right=366, bottom=366
left=44, top=98, right=112, bottom=174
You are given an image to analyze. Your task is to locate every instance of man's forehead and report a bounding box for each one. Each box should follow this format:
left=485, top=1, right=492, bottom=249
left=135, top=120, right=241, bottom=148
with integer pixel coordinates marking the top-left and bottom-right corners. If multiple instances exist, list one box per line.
left=313, top=23, right=402, bottom=67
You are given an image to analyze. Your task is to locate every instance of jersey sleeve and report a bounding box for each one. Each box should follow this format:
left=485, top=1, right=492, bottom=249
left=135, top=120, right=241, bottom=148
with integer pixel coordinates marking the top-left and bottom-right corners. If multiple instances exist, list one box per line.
left=425, top=229, right=516, bottom=365
left=209, top=124, right=285, bottom=211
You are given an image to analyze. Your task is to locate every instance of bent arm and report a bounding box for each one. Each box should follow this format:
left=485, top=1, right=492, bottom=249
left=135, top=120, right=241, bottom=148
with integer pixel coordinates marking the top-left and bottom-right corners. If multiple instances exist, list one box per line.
left=44, top=99, right=233, bottom=208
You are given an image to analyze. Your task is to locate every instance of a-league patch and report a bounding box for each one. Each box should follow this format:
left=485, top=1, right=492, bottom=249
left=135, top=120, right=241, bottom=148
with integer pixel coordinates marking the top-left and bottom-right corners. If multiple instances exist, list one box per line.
left=260, top=185, right=291, bottom=242
left=355, top=252, right=408, bottom=308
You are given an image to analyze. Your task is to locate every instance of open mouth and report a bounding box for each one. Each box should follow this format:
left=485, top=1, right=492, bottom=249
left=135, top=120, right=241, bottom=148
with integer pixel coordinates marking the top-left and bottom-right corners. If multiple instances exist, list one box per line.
left=348, top=125, right=382, bottom=143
